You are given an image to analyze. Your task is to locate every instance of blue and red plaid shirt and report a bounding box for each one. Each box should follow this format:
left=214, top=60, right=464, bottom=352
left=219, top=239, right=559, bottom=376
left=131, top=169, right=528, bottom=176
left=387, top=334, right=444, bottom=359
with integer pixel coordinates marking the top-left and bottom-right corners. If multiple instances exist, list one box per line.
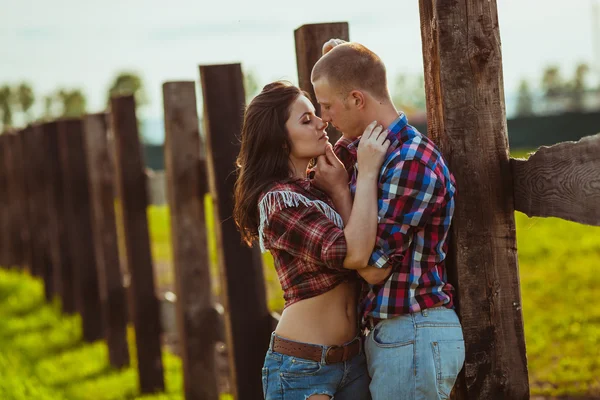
left=334, top=113, right=456, bottom=322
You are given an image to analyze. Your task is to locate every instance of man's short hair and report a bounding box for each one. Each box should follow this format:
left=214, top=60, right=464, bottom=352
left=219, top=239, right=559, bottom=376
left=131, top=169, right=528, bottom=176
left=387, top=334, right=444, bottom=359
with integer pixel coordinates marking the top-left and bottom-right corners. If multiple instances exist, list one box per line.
left=311, top=42, right=389, bottom=101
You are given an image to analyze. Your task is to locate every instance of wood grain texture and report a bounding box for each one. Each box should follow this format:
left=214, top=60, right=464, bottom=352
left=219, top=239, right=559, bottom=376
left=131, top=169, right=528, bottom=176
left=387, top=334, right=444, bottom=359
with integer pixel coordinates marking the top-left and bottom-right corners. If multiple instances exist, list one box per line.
left=110, top=96, right=165, bottom=393
left=419, top=1, right=529, bottom=399
left=199, top=63, right=271, bottom=400
left=83, top=113, right=130, bottom=368
left=294, top=22, right=349, bottom=144
left=163, top=81, right=219, bottom=400
left=512, top=133, right=600, bottom=226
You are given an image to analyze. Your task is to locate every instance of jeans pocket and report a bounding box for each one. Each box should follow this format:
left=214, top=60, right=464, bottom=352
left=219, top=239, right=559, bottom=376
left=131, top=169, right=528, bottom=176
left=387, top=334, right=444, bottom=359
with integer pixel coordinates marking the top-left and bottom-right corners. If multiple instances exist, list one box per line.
left=431, top=340, right=465, bottom=399
left=280, top=357, right=322, bottom=377
left=262, top=367, right=268, bottom=398
left=372, top=324, right=414, bottom=348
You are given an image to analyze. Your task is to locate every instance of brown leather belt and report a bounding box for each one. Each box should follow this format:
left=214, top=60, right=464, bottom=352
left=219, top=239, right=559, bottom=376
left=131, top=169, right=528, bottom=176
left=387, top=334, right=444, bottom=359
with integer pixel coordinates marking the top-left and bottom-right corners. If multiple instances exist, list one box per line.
left=272, top=335, right=361, bottom=364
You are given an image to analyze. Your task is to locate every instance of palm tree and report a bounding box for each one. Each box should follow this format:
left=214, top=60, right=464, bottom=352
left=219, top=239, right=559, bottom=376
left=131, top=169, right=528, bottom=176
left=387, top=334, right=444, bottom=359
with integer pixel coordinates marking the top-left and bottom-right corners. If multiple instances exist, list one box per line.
left=0, top=85, right=14, bottom=131
left=16, top=83, right=35, bottom=123
left=58, top=89, right=87, bottom=118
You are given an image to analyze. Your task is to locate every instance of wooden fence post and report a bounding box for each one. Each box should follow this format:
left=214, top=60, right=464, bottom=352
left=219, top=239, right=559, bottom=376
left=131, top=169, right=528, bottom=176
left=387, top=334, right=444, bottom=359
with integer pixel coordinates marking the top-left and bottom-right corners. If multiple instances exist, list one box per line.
left=83, top=113, right=130, bottom=368
left=8, top=131, right=28, bottom=269
left=41, top=122, right=66, bottom=306
left=110, top=95, right=165, bottom=393
left=57, top=119, right=103, bottom=341
left=163, top=81, right=220, bottom=400
left=19, top=126, right=37, bottom=275
left=199, top=63, right=272, bottom=400
left=0, top=133, right=8, bottom=267
left=418, top=1, right=529, bottom=398
left=295, top=22, right=349, bottom=144
left=28, top=125, right=53, bottom=298
left=3, top=132, right=24, bottom=268
left=43, top=121, right=76, bottom=312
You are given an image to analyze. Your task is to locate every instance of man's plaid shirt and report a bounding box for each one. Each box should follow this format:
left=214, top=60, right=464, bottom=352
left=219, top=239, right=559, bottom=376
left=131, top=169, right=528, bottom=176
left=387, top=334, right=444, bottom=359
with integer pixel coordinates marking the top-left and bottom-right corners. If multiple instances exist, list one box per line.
left=334, top=113, right=456, bottom=322
left=258, top=179, right=355, bottom=309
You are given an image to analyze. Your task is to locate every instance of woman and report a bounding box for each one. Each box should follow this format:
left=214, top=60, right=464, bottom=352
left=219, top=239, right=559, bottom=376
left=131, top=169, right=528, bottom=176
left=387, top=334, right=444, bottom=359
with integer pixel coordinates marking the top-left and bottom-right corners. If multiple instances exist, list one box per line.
left=233, top=81, right=390, bottom=400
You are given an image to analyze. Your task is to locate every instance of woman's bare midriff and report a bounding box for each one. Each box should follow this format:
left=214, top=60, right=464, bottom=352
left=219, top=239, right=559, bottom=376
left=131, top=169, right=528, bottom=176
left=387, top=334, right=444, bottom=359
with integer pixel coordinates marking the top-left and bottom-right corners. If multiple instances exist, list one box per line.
left=274, top=280, right=359, bottom=347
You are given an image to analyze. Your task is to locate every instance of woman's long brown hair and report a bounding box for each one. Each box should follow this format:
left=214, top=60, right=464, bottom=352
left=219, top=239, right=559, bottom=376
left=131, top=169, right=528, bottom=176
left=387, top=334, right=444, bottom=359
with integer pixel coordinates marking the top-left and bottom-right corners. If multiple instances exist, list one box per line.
left=233, top=81, right=308, bottom=246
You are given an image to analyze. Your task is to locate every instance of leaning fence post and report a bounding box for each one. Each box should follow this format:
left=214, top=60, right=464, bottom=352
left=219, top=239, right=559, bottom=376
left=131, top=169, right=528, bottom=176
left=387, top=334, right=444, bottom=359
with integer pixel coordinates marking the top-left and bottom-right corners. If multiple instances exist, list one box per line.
left=163, top=81, right=220, bottom=400
left=294, top=22, right=349, bottom=144
left=83, top=112, right=130, bottom=368
left=110, top=95, right=165, bottom=393
left=199, top=63, right=272, bottom=400
left=57, top=119, right=103, bottom=341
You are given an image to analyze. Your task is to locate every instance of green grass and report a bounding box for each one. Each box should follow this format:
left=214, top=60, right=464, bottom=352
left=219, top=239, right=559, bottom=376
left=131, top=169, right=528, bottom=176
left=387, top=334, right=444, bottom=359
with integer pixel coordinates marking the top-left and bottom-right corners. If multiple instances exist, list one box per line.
left=0, top=268, right=233, bottom=400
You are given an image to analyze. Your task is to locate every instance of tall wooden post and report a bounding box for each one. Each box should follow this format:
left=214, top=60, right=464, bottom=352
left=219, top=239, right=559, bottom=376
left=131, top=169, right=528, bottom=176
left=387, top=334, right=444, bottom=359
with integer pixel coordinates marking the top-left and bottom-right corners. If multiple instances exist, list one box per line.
left=200, top=63, right=272, bottom=400
left=163, top=81, right=220, bottom=400
left=42, top=122, right=66, bottom=303
left=58, top=119, right=103, bottom=341
left=0, top=134, right=8, bottom=267
left=19, top=126, right=36, bottom=275
left=44, top=121, right=75, bottom=312
left=294, top=22, right=349, bottom=144
left=9, top=131, right=28, bottom=269
left=3, top=132, right=24, bottom=267
left=28, top=125, right=52, bottom=295
left=83, top=113, right=130, bottom=368
left=110, top=95, right=165, bottom=393
left=418, top=1, right=529, bottom=399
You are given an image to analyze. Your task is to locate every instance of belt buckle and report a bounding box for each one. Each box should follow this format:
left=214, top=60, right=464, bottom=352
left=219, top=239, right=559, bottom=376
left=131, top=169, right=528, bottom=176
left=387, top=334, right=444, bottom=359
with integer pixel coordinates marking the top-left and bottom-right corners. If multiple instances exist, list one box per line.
left=325, top=345, right=343, bottom=364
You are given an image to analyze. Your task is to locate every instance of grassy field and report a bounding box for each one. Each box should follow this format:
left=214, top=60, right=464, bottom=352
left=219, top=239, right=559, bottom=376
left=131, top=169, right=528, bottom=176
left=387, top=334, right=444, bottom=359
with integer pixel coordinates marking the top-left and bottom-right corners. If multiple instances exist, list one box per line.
left=1, top=181, right=599, bottom=398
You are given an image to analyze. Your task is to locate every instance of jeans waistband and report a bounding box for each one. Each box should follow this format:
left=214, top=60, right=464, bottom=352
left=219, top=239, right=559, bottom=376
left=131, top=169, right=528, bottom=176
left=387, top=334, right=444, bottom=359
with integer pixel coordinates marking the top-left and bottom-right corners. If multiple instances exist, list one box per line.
left=268, top=332, right=362, bottom=364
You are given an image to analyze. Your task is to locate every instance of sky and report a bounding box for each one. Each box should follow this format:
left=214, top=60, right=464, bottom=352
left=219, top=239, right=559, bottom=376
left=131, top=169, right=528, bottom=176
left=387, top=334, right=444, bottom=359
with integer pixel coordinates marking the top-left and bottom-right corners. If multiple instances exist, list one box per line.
left=2, top=0, right=597, bottom=142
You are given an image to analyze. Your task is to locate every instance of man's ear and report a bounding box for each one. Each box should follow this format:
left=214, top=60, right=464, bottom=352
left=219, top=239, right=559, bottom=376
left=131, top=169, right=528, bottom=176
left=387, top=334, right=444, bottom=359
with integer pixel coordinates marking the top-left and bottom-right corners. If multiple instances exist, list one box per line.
left=349, top=90, right=365, bottom=110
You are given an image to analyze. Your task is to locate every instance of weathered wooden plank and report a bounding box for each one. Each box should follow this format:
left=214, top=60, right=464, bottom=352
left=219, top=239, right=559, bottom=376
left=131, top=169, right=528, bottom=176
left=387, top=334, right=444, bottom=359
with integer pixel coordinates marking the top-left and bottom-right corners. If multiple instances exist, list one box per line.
left=43, top=121, right=75, bottom=312
left=110, top=95, right=164, bottom=393
left=42, top=122, right=66, bottom=305
left=418, top=1, right=529, bottom=399
left=163, top=81, right=219, bottom=400
left=511, top=133, right=600, bottom=226
left=3, top=132, right=25, bottom=267
left=294, top=22, right=349, bottom=144
left=0, top=134, right=9, bottom=267
left=57, top=119, right=104, bottom=340
left=83, top=113, right=130, bottom=368
left=10, top=130, right=30, bottom=270
left=199, top=63, right=272, bottom=400
left=18, top=127, right=36, bottom=275
left=29, top=125, right=53, bottom=298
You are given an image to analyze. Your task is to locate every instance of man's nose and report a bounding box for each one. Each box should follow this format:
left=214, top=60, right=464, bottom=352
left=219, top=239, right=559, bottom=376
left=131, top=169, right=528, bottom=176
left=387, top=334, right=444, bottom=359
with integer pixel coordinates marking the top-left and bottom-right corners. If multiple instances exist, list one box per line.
left=320, top=108, right=331, bottom=122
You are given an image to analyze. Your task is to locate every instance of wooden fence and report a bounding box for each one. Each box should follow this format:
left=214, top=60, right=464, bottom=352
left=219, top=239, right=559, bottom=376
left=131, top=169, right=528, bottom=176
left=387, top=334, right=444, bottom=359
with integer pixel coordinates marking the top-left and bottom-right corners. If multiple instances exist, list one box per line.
left=1, top=3, right=599, bottom=400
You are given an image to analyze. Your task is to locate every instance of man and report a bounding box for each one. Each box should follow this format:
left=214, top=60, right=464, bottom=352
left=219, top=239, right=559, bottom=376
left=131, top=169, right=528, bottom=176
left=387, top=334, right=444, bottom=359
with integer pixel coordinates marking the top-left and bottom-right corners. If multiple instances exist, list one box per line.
left=311, top=40, right=465, bottom=399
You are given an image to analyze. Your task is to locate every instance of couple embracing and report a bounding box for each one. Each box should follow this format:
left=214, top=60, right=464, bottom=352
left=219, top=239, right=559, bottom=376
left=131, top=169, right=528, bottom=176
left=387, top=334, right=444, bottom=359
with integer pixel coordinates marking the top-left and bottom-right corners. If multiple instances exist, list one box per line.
left=233, top=39, right=465, bottom=400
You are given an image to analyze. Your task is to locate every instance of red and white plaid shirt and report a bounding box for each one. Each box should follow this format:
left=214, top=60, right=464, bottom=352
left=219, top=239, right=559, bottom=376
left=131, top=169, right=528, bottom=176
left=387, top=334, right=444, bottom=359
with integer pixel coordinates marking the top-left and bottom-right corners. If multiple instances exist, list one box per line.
left=258, top=179, right=355, bottom=309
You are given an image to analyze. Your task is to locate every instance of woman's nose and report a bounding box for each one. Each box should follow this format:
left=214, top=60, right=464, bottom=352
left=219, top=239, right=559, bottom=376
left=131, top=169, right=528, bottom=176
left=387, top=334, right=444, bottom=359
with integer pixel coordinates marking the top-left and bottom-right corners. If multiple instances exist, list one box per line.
left=317, top=118, right=328, bottom=131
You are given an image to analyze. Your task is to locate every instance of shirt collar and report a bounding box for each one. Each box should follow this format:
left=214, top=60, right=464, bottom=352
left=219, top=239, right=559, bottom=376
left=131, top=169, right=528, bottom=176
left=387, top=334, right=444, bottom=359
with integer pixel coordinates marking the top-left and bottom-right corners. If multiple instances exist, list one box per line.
left=348, top=112, right=408, bottom=150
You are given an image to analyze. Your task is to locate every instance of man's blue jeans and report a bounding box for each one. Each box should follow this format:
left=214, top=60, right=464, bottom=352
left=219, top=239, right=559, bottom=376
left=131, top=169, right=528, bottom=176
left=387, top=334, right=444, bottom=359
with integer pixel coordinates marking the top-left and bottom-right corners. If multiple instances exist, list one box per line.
left=364, top=307, right=465, bottom=400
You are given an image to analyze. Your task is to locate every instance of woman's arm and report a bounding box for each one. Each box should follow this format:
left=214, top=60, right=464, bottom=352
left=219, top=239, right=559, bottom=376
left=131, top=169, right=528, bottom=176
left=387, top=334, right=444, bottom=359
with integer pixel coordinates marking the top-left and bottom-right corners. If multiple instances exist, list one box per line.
left=315, top=122, right=389, bottom=270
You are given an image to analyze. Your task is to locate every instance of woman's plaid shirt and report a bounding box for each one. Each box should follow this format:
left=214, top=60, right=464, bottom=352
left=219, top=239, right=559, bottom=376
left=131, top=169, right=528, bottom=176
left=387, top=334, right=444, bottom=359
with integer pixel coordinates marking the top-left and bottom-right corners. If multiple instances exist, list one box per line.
left=258, top=180, right=355, bottom=309
left=334, top=114, right=456, bottom=322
